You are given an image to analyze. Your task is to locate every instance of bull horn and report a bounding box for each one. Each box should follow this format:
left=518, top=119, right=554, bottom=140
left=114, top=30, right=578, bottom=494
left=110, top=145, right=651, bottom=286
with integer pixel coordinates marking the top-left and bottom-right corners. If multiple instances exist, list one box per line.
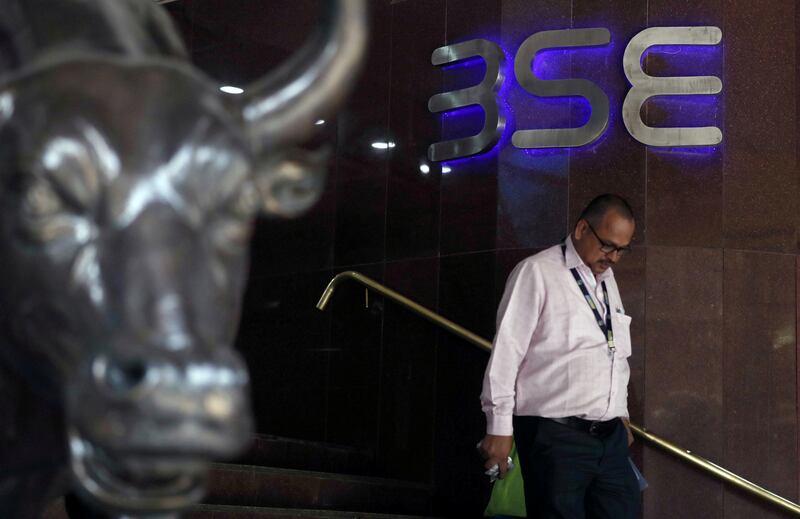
left=240, top=0, right=367, bottom=151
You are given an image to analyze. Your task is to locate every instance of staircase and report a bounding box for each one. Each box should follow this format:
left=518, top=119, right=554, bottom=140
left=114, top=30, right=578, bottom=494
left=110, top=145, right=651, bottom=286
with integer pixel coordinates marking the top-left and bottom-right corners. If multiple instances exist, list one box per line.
left=44, top=435, right=438, bottom=518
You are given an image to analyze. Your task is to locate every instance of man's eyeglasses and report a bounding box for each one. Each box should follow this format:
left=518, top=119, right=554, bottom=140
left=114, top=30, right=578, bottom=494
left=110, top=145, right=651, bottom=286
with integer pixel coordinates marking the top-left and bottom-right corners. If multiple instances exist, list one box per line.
left=585, top=221, right=631, bottom=256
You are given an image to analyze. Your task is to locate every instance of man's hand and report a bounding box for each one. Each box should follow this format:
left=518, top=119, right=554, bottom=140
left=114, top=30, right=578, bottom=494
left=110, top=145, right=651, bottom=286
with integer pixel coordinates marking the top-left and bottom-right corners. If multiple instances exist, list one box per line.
left=622, top=418, right=634, bottom=447
left=478, top=434, right=514, bottom=480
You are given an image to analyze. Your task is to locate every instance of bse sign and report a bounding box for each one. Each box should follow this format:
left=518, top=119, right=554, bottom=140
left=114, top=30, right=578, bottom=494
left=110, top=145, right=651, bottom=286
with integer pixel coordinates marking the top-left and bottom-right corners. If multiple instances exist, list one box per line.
left=428, top=26, right=722, bottom=162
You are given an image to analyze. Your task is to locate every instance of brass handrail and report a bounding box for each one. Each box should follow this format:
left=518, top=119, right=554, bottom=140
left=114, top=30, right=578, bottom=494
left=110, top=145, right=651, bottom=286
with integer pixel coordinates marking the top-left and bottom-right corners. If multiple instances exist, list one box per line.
left=317, top=270, right=800, bottom=516
left=317, top=271, right=491, bottom=352
left=630, top=424, right=800, bottom=515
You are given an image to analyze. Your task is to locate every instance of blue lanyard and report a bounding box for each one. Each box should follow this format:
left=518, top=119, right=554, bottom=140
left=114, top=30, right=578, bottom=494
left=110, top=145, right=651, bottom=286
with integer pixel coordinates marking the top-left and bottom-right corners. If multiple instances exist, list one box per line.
left=562, top=244, right=615, bottom=354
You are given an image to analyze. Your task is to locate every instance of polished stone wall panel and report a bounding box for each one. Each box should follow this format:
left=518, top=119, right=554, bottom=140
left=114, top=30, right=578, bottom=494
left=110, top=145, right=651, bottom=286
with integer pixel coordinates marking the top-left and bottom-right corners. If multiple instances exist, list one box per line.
left=644, top=247, right=724, bottom=519
left=723, top=0, right=797, bottom=252
left=496, top=155, right=569, bottom=250
left=645, top=150, right=724, bottom=249
left=328, top=263, right=385, bottom=450
left=334, top=0, right=393, bottom=185
left=438, top=252, right=497, bottom=341
left=249, top=146, right=337, bottom=275
left=797, top=6, right=800, bottom=502
left=236, top=270, right=332, bottom=439
left=378, top=258, right=439, bottom=481
left=333, top=176, right=388, bottom=267
left=332, top=2, right=394, bottom=267
left=797, top=256, right=800, bottom=503
left=385, top=0, right=446, bottom=261
left=434, top=251, right=496, bottom=516
left=438, top=0, right=502, bottom=255
left=723, top=251, right=798, bottom=518
left=438, top=146, right=499, bottom=255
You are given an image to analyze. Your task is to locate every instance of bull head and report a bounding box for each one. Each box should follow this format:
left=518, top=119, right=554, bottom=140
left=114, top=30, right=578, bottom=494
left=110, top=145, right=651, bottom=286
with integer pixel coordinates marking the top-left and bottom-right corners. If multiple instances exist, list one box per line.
left=0, top=0, right=366, bottom=515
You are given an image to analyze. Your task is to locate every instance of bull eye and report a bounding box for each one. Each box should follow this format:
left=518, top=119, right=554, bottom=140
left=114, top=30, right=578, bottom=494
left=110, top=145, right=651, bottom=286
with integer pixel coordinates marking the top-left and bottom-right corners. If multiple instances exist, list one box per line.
left=19, top=179, right=96, bottom=245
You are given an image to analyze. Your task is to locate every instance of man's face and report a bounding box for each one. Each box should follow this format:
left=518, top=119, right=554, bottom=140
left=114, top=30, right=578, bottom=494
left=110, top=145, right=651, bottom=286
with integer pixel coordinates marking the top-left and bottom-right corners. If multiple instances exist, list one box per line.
left=573, top=209, right=635, bottom=275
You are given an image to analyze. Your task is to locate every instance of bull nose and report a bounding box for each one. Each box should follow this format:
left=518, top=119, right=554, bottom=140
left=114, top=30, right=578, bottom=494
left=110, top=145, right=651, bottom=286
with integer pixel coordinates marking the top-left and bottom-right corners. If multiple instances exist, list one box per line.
left=90, top=353, right=250, bottom=412
left=76, top=351, right=252, bottom=460
left=92, top=355, right=152, bottom=396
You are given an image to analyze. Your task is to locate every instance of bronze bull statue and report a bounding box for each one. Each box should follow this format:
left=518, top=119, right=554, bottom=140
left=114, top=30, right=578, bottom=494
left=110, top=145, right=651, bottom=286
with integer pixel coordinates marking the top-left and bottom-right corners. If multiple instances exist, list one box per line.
left=0, top=0, right=366, bottom=517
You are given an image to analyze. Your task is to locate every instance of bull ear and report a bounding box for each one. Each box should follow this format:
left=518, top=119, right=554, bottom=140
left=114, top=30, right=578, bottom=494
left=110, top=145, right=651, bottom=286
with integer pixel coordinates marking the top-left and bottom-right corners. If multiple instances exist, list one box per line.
left=239, top=0, right=367, bottom=152
left=252, top=146, right=330, bottom=219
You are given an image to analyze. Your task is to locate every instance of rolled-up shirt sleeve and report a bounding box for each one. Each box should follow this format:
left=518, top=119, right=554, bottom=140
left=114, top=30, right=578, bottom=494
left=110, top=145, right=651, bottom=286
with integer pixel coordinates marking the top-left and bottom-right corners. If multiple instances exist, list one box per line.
left=480, top=260, right=543, bottom=436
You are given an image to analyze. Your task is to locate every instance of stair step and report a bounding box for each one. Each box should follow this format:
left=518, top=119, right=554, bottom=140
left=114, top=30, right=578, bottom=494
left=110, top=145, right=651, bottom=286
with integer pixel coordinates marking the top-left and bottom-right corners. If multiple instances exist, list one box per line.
left=206, top=463, right=432, bottom=516
left=188, top=503, right=441, bottom=518
left=41, top=497, right=67, bottom=519
left=44, top=496, right=439, bottom=519
left=236, top=435, right=373, bottom=476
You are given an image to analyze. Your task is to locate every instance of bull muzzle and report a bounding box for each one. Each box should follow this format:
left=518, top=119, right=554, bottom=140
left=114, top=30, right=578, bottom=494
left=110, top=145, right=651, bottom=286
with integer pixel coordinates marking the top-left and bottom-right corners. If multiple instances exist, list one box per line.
left=67, top=349, right=252, bottom=514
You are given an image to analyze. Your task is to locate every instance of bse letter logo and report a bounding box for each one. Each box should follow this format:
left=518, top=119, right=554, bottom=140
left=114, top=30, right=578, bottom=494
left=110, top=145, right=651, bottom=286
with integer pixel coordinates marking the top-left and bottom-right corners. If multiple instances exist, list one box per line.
left=428, top=26, right=723, bottom=162
left=427, top=39, right=506, bottom=162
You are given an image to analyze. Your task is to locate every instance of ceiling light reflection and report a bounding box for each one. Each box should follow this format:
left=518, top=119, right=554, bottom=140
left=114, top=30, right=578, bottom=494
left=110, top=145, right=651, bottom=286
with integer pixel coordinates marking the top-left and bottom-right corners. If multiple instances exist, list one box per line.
left=220, top=86, right=244, bottom=95
left=371, top=141, right=396, bottom=150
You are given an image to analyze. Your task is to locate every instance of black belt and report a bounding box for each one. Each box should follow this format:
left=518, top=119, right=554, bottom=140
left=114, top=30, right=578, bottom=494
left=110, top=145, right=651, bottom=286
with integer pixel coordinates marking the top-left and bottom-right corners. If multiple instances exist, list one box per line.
left=547, top=416, right=620, bottom=437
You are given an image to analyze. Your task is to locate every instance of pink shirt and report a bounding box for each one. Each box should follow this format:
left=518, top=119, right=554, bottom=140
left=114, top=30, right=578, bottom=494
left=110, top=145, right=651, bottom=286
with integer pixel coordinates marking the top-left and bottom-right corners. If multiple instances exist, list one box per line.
left=481, top=237, right=632, bottom=436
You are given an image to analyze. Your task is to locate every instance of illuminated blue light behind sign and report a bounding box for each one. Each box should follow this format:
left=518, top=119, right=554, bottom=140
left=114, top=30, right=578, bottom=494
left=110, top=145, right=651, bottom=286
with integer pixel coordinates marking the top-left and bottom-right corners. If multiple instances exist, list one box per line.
left=427, top=26, right=723, bottom=162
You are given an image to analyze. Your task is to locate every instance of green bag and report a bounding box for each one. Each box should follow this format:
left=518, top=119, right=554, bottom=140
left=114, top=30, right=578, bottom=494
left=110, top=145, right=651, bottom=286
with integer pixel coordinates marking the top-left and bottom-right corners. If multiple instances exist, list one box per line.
left=483, top=443, right=527, bottom=517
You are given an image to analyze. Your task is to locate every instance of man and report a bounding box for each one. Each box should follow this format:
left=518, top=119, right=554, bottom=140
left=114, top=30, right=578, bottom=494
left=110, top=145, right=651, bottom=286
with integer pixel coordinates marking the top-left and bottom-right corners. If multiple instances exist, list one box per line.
left=479, top=194, right=639, bottom=519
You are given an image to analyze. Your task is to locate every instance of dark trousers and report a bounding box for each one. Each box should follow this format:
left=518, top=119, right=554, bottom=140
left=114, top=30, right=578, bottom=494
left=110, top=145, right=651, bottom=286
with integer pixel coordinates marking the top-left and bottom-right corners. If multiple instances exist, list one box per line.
left=513, top=416, right=641, bottom=519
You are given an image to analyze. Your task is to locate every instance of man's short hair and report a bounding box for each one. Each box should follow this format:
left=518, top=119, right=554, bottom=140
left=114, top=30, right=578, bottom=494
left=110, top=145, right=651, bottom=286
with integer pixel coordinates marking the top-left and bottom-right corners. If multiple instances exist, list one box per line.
left=577, top=194, right=634, bottom=227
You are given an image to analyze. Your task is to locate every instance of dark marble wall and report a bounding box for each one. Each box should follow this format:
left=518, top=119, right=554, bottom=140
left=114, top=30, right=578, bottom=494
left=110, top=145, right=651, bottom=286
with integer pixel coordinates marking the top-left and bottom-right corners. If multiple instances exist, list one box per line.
left=167, top=1, right=799, bottom=517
